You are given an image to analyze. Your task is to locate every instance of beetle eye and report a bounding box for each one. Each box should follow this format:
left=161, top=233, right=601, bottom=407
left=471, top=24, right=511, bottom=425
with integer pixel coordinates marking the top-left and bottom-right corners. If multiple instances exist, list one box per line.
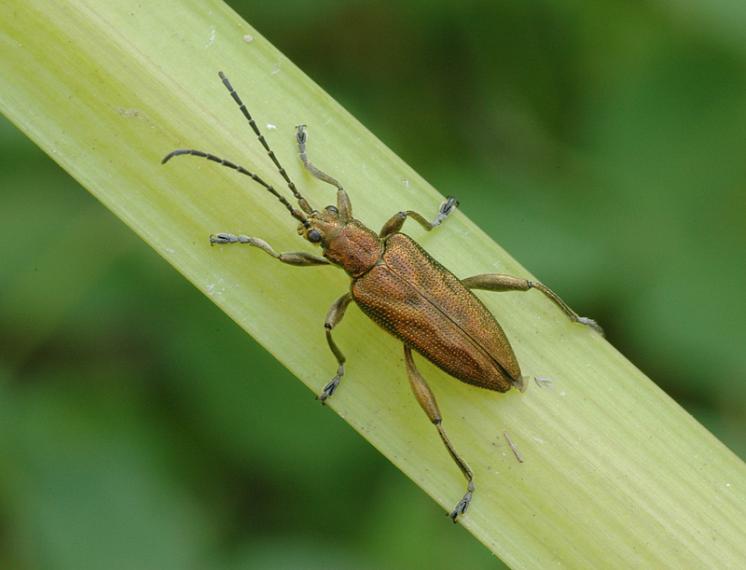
left=307, top=229, right=322, bottom=243
left=325, top=205, right=338, bottom=214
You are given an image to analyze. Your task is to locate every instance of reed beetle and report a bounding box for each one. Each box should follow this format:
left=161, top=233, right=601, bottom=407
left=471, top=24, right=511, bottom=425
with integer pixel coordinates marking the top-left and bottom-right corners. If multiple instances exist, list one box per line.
left=162, top=72, right=602, bottom=522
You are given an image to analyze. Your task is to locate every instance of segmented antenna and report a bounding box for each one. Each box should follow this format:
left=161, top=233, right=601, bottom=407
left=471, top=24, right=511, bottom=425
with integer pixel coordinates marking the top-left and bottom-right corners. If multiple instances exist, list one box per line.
left=218, top=71, right=313, bottom=215
left=161, top=149, right=309, bottom=226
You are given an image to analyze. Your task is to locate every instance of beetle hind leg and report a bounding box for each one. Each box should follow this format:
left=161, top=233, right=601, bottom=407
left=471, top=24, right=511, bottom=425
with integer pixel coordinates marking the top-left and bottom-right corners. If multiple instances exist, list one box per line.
left=404, top=345, right=474, bottom=522
left=319, top=293, right=353, bottom=403
left=437, top=423, right=475, bottom=521
left=462, top=273, right=604, bottom=335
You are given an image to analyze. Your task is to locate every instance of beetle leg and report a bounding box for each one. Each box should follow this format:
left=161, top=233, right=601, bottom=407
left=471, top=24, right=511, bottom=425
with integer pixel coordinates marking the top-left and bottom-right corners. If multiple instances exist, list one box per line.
left=404, top=345, right=474, bottom=523
left=296, top=124, right=353, bottom=222
left=461, top=273, right=604, bottom=335
left=209, top=233, right=330, bottom=266
left=319, top=293, right=354, bottom=403
left=379, top=197, right=459, bottom=238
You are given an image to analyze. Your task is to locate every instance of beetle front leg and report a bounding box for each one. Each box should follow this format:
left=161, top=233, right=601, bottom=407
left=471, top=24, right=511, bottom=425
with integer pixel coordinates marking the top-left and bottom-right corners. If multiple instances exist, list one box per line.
left=462, top=273, right=603, bottom=335
left=319, top=293, right=353, bottom=403
left=210, top=233, right=330, bottom=266
left=404, top=345, right=474, bottom=522
left=379, top=197, right=459, bottom=238
left=296, top=124, right=353, bottom=222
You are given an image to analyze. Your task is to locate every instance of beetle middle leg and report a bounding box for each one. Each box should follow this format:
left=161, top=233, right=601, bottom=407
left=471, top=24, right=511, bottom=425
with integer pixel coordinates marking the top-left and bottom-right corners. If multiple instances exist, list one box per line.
left=319, top=293, right=353, bottom=402
left=404, top=345, right=474, bottom=522
left=462, top=273, right=603, bottom=334
left=379, top=197, right=459, bottom=238
left=210, top=233, right=330, bottom=266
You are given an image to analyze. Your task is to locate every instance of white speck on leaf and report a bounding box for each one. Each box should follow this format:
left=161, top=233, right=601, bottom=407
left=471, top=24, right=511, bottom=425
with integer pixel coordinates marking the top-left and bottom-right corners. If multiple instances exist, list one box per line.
left=116, top=107, right=141, bottom=118
left=206, top=27, right=216, bottom=47
left=266, top=123, right=277, bottom=130
left=535, top=376, right=553, bottom=388
left=504, top=431, right=524, bottom=463
left=243, top=34, right=254, bottom=43
left=205, top=278, right=226, bottom=297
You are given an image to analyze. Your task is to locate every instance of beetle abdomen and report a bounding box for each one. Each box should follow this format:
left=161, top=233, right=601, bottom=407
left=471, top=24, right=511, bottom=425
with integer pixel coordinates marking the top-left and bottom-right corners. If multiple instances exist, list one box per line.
left=352, top=233, right=521, bottom=392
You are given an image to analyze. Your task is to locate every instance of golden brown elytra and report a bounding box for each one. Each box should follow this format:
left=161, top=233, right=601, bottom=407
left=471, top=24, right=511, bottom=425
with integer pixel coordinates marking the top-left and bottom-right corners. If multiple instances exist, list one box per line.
left=162, top=72, right=602, bottom=522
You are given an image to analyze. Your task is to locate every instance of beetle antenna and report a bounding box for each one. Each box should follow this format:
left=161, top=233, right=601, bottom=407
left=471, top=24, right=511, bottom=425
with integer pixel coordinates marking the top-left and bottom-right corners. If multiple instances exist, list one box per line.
left=218, top=71, right=313, bottom=215
left=161, top=149, right=309, bottom=226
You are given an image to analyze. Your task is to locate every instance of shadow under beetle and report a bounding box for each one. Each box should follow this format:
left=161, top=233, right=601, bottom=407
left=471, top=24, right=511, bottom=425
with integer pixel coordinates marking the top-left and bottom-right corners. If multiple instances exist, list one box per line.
left=162, top=72, right=602, bottom=522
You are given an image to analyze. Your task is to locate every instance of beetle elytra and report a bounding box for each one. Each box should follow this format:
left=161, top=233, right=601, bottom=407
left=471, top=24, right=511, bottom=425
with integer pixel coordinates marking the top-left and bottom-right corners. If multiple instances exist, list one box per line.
left=162, top=72, right=602, bottom=522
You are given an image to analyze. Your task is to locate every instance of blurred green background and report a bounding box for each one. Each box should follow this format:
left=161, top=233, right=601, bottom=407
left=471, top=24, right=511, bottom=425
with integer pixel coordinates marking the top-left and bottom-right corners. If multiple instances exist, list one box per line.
left=1, top=1, right=745, bottom=568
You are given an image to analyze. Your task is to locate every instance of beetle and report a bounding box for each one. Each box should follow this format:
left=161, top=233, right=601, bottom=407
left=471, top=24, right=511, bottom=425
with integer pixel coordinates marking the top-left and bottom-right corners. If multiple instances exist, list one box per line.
left=162, top=72, right=602, bottom=522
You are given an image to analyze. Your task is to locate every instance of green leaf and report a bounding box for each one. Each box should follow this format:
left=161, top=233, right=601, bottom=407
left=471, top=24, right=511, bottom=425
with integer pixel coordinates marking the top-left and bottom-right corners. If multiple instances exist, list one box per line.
left=1, top=2, right=744, bottom=568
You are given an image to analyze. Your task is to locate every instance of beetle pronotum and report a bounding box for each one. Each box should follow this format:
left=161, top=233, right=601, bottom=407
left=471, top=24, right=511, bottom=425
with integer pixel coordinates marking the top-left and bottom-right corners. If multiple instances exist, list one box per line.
left=162, top=72, right=602, bottom=522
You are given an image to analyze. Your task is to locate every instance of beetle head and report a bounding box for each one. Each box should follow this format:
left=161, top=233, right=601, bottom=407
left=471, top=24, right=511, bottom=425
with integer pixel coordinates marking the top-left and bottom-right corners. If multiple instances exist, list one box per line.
left=297, top=205, right=345, bottom=246
left=299, top=208, right=382, bottom=276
